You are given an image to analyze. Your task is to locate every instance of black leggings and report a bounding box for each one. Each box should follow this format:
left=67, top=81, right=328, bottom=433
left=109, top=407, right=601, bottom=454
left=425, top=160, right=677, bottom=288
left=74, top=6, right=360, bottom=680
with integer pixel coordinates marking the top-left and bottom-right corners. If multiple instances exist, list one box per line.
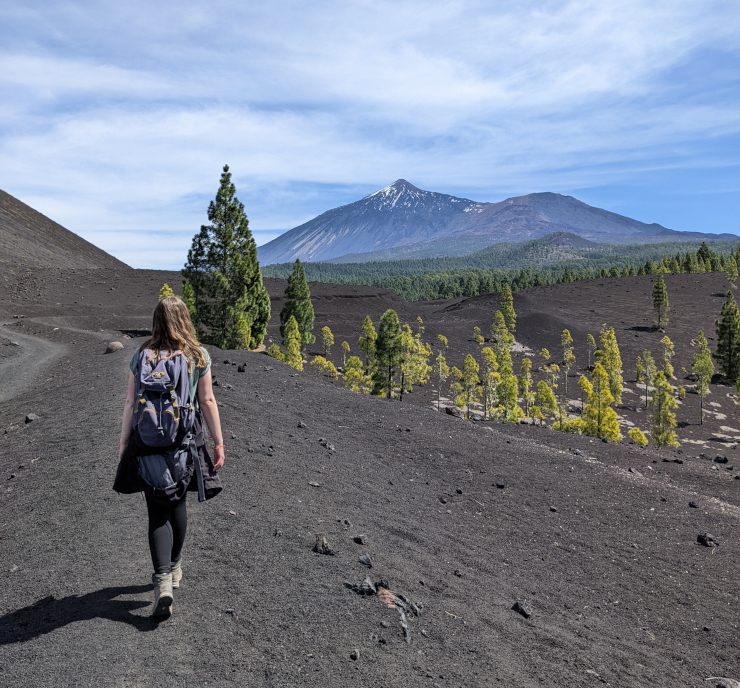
left=145, top=494, right=187, bottom=575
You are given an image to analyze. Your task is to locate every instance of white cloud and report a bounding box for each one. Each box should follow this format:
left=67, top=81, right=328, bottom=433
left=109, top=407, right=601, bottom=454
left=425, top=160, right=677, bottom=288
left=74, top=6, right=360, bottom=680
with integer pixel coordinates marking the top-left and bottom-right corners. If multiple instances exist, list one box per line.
left=1, top=0, right=739, bottom=268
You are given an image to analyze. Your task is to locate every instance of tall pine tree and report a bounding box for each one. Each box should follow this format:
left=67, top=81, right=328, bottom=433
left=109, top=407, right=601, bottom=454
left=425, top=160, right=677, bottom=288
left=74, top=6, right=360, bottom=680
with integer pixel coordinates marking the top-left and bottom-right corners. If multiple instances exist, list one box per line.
left=499, top=284, right=516, bottom=334
left=598, top=324, right=623, bottom=405
left=280, top=259, right=315, bottom=350
left=579, top=363, right=621, bottom=441
left=650, top=371, right=679, bottom=447
left=692, top=331, right=714, bottom=425
left=182, top=164, right=270, bottom=349
left=359, top=316, right=377, bottom=373
left=652, top=274, right=669, bottom=329
left=714, top=290, right=740, bottom=381
left=371, top=309, right=403, bottom=399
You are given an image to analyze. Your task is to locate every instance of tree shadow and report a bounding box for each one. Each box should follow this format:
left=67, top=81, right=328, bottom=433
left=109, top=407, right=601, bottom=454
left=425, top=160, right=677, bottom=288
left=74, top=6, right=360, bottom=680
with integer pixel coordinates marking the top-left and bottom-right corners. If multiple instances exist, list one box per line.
left=626, top=326, right=653, bottom=332
left=0, top=585, right=159, bottom=644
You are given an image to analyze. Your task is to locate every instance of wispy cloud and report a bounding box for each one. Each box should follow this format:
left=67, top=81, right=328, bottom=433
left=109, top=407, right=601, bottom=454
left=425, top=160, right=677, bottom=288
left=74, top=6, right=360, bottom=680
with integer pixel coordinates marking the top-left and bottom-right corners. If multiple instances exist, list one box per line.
left=1, top=0, right=739, bottom=268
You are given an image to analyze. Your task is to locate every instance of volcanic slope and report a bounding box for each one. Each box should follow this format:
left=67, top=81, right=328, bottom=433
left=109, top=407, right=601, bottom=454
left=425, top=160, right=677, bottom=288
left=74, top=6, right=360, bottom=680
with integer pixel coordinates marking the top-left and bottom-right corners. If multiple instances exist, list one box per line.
left=0, top=273, right=738, bottom=687
left=257, top=179, right=737, bottom=264
left=0, top=190, right=130, bottom=270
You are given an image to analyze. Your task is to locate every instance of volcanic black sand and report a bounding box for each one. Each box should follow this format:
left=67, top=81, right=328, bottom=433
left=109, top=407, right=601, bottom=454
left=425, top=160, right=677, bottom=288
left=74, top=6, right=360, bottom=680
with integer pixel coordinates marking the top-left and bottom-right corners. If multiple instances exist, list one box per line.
left=0, top=266, right=738, bottom=687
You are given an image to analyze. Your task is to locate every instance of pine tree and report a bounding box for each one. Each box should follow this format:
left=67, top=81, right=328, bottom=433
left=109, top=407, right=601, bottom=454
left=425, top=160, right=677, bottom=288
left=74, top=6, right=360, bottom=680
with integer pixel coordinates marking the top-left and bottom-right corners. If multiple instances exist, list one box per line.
left=660, top=335, right=675, bottom=378
left=450, top=354, right=481, bottom=419
left=629, top=427, right=648, bottom=446
left=283, top=316, right=303, bottom=370
left=182, top=282, right=197, bottom=322
left=561, top=329, right=575, bottom=395
left=436, top=334, right=449, bottom=353
left=652, top=274, right=669, bottom=329
left=183, top=165, right=270, bottom=349
left=714, top=291, right=740, bottom=381
left=499, top=284, right=516, bottom=333
left=499, top=364, right=524, bottom=422
left=580, top=363, right=621, bottom=441
left=535, top=380, right=558, bottom=423
left=586, top=334, right=596, bottom=369
left=726, top=255, right=738, bottom=288
left=480, top=347, right=501, bottom=420
left=598, top=324, right=623, bottom=404
left=519, top=358, right=534, bottom=416
left=159, top=283, right=175, bottom=301
left=310, top=355, right=338, bottom=379
left=546, top=362, right=560, bottom=391
left=359, top=316, right=377, bottom=373
left=343, top=356, right=367, bottom=393
left=692, top=330, right=714, bottom=424
left=371, top=309, right=403, bottom=399
left=341, top=341, right=350, bottom=367
left=641, top=350, right=657, bottom=407
left=650, top=371, right=679, bottom=447
left=431, top=353, right=451, bottom=411
left=540, top=348, right=551, bottom=363
left=473, top=326, right=484, bottom=344
left=321, top=326, right=334, bottom=357
left=399, top=322, right=431, bottom=400
left=280, top=260, right=315, bottom=350
left=491, top=310, right=513, bottom=357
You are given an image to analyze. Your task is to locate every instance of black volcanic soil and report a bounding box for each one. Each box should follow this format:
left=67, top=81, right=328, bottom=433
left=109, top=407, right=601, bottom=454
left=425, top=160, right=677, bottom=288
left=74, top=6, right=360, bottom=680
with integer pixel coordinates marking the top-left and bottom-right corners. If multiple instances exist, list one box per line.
left=0, top=268, right=738, bottom=687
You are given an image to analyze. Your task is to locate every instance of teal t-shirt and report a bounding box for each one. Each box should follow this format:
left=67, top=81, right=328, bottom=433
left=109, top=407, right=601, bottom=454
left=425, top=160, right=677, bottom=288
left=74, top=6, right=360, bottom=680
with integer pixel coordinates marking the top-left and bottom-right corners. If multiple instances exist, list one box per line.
left=129, top=347, right=212, bottom=401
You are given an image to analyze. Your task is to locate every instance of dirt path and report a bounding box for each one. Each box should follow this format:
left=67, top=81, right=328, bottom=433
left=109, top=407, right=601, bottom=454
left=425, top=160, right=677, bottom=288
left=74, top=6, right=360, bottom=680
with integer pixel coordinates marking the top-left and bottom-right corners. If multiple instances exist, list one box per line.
left=0, top=322, right=66, bottom=403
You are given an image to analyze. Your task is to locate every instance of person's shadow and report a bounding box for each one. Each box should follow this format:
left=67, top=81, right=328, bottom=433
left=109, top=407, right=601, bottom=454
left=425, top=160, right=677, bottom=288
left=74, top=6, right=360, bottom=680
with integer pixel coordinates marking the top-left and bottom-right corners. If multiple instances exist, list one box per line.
left=0, top=585, right=160, bottom=644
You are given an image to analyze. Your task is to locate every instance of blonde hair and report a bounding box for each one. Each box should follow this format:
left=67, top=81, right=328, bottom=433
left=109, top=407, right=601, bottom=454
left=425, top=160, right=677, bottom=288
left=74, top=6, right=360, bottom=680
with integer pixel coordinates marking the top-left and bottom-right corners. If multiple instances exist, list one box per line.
left=140, top=296, right=208, bottom=374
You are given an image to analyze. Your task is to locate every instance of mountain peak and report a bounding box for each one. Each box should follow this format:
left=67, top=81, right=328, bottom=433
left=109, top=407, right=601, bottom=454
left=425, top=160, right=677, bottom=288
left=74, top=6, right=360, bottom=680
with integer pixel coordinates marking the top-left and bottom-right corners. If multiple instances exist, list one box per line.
left=365, top=179, right=422, bottom=201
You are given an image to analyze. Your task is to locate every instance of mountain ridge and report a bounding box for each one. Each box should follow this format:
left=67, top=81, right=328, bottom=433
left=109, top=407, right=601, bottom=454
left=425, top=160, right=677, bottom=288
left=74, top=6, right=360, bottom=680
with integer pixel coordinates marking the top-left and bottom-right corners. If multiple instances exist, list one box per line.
left=258, top=180, right=737, bottom=265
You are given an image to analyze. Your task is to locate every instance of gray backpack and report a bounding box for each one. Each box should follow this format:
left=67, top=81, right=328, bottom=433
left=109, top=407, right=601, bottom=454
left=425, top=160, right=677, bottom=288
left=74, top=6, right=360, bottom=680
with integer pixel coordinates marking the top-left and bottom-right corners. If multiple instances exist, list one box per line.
left=132, top=349, right=195, bottom=448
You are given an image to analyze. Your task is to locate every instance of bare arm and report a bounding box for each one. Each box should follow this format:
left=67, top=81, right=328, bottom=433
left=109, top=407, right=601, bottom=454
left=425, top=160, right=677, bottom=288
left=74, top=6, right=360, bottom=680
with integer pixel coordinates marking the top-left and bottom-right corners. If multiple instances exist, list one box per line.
left=197, top=368, right=225, bottom=471
left=119, top=371, right=136, bottom=459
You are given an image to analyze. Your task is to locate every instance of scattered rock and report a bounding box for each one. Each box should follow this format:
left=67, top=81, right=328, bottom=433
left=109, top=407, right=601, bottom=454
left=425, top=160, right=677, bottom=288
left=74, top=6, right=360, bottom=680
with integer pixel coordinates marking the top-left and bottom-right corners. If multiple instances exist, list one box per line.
left=380, top=621, right=388, bottom=628
left=689, top=501, right=699, bottom=508
left=445, top=406, right=464, bottom=418
left=628, top=468, right=643, bottom=477
left=359, top=553, right=373, bottom=568
left=673, top=459, right=684, bottom=464
left=572, top=449, right=586, bottom=457
left=705, top=679, right=740, bottom=688
left=318, top=438, right=335, bottom=451
left=456, top=488, right=462, bottom=494
left=350, top=649, right=359, bottom=661
left=469, top=413, right=485, bottom=421
left=313, top=534, right=335, bottom=556
left=298, top=421, right=307, bottom=428
left=453, top=569, right=462, bottom=578
left=495, top=483, right=505, bottom=489
left=439, top=496, right=447, bottom=504
left=274, top=529, right=282, bottom=537
left=223, top=359, right=231, bottom=364
left=308, top=481, right=321, bottom=487
left=697, top=533, right=718, bottom=547
left=512, top=601, right=532, bottom=619
left=549, top=506, right=558, bottom=512
left=237, top=365, right=245, bottom=372
left=105, top=341, right=123, bottom=354
left=714, top=456, right=729, bottom=464
left=338, top=518, right=352, bottom=528
left=24, top=414, right=39, bottom=424
left=345, top=576, right=376, bottom=596
left=353, top=534, right=367, bottom=545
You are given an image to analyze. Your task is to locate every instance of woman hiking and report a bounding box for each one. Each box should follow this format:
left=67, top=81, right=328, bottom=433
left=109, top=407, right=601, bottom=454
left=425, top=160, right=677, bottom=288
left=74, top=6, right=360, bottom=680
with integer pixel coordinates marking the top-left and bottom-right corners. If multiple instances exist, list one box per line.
left=114, top=295, right=224, bottom=619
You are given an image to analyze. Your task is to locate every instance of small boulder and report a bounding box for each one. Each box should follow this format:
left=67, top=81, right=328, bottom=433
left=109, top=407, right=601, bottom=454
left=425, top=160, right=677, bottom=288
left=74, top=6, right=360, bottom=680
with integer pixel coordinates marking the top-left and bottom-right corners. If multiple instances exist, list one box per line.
left=359, top=553, right=373, bottom=568
left=350, top=649, right=359, bottom=661
left=697, top=533, right=718, bottom=547
left=313, top=534, right=335, bottom=556
left=25, top=414, right=39, bottom=424
left=689, top=501, right=699, bottom=508
left=105, top=341, right=123, bottom=354
left=237, top=365, right=245, bottom=373
left=714, top=456, right=729, bottom=464
left=445, top=406, right=464, bottom=418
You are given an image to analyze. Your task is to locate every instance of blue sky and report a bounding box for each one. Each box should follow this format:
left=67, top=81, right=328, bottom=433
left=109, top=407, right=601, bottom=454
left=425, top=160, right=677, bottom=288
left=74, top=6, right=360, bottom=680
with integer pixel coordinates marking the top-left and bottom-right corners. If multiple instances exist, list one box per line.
left=1, top=0, right=739, bottom=269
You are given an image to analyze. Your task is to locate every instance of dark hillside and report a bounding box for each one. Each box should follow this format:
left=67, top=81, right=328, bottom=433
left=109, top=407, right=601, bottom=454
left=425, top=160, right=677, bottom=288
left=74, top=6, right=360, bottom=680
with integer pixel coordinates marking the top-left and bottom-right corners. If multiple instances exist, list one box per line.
left=0, top=190, right=130, bottom=271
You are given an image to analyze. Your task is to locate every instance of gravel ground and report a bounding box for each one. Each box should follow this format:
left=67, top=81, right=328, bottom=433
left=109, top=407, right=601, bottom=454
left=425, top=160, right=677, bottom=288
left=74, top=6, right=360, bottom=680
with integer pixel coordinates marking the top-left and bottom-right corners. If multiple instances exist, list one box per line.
left=0, top=270, right=738, bottom=687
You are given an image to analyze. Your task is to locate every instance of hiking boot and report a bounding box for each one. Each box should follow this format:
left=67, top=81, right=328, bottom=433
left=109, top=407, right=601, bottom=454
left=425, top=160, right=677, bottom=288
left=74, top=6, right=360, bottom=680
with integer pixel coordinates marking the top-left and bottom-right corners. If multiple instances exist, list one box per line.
left=171, top=559, right=182, bottom=589
left=152, top=573, right=173, bottom=618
